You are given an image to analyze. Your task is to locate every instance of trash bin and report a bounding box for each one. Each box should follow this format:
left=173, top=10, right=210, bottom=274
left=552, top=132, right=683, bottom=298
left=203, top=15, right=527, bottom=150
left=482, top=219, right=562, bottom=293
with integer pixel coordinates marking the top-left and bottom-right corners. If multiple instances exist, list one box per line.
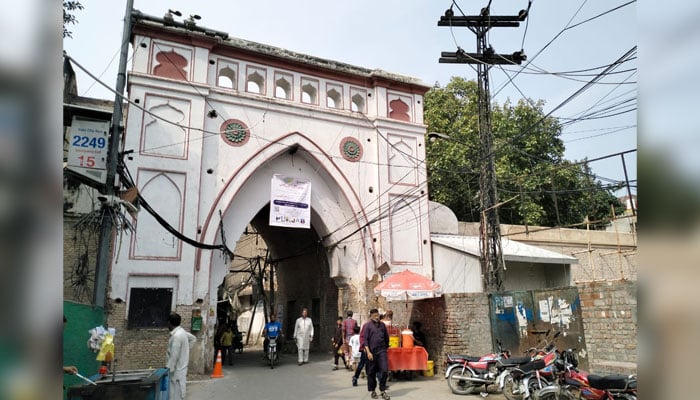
left=67, top=368, right=169, bottom=400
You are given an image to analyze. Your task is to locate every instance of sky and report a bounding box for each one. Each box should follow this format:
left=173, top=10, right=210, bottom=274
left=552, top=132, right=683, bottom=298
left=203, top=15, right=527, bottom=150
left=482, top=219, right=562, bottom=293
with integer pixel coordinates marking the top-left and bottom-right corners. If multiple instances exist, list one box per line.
left=63, top=0, right=637, bottom=197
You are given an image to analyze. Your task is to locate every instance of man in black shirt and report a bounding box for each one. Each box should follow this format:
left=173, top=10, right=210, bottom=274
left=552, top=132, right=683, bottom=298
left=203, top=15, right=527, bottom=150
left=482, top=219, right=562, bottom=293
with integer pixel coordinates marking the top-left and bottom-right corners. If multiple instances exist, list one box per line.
left=362, top=308, right=390, bottom=400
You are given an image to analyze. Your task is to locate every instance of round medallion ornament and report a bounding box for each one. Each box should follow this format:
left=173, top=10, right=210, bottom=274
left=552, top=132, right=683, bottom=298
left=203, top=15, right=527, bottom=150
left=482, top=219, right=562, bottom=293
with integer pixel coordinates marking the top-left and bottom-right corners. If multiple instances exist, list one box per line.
left=340, top=137, right=363, bottom=162
left=220, top=119, right=250, bottom=146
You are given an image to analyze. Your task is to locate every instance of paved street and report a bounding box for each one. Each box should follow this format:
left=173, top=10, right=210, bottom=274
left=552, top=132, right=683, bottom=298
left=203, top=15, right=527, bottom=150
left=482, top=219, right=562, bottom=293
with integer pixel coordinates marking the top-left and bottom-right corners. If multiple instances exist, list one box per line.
left=187, top=346, right=507, bottom=400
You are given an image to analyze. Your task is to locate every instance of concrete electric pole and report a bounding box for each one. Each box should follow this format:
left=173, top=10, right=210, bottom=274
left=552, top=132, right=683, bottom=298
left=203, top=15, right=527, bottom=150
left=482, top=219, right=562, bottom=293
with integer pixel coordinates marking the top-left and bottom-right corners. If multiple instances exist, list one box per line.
left=93, top=0, right=134, bottom=307
left=438, top=5, right=527, bottom=292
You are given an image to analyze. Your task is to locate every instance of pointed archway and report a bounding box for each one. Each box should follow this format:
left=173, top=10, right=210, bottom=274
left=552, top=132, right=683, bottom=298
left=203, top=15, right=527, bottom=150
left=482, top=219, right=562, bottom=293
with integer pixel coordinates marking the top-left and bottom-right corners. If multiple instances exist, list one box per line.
left=197, top=131, right=377, bottom=351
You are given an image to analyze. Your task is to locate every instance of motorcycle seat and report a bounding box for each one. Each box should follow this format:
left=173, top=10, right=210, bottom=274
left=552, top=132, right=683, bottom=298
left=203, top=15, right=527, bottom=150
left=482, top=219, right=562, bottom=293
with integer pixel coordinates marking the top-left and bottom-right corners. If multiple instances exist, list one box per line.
left=448, top=355, right=482, bottom=362
left=499, top=355, right=532, bottom=366
left=520, top=358, right=546, bottom=372
left=588, top=374, right=634, bottom=390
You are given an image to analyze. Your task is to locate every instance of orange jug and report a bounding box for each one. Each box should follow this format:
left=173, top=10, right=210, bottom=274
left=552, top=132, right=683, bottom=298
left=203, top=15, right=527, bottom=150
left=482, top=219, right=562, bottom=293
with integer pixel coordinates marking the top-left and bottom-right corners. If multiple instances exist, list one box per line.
left=401, top=329, right=414, bottom=348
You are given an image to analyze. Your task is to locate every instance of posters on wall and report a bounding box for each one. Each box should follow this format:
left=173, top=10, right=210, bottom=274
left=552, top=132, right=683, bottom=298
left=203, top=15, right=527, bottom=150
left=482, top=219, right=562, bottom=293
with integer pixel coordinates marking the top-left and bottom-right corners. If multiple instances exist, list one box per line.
left=269, top=174, right=311, bottom=229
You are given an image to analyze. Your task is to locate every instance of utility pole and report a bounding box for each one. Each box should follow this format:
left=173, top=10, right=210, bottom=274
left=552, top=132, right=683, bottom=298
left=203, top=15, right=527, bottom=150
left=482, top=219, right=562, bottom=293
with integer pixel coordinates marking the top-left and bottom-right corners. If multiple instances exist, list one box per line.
left=438, top=5, right=527, bottom=292
left=93, top=0, right=134, bottom=307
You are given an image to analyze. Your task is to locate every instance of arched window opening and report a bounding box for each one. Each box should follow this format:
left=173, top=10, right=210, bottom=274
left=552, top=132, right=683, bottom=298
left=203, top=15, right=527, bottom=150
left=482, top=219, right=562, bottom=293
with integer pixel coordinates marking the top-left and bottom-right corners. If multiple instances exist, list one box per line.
left=246, top=71, right=265, bottom=94
left=275, top=78, right=291, bottom=99
left=327, top=88, right=341, bottom=109
left=301, top=83, right=317, bottom=104
left=351, top=93, right=365, bottom=113
left=217, top=66, right=236, bottom=89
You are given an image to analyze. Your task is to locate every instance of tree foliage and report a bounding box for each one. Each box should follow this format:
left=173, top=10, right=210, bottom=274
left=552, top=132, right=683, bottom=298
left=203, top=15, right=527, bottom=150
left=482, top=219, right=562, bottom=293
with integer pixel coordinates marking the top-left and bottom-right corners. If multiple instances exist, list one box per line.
left=63, top=1, right=84, bottom=38
left=424, top=77, right=623, bottom=228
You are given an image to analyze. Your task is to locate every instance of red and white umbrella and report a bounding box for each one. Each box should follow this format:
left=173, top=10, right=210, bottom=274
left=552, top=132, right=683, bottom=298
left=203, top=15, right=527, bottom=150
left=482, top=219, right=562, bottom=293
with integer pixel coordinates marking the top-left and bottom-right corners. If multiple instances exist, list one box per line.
left=374, top=269, right=443, bottom=301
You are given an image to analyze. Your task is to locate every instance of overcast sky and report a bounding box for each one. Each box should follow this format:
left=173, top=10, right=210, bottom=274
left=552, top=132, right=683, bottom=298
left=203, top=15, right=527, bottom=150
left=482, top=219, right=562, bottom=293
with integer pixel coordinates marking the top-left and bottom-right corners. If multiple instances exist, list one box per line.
left=63, top=0, right=638, bottom=195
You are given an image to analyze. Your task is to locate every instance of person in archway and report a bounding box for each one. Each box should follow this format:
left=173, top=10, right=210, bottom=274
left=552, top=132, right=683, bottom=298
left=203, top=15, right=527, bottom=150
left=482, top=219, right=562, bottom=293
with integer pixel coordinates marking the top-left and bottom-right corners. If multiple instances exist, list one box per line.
left=332, top=316, right=348, bottom=370
left=293, top=307, right=314, bottom=365
left=342, top=310, right=358, bottom=368
left=263, top=312, right=283, bottom=358
left=220, top=325, right=234, bottom=366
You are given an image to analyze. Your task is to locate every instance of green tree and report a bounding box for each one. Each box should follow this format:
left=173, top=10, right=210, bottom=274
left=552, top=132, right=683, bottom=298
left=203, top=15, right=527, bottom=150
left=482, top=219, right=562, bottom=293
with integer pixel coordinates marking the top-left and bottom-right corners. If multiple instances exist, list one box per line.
left=63, top=1, right=84, bottom=38
left=424, top=77, right=622, bottom=228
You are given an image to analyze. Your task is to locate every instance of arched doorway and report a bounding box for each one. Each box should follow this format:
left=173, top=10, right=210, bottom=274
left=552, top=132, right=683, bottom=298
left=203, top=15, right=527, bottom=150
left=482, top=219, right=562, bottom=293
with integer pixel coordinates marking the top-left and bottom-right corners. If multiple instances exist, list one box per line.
left=200, top=134, right=374, bottom=357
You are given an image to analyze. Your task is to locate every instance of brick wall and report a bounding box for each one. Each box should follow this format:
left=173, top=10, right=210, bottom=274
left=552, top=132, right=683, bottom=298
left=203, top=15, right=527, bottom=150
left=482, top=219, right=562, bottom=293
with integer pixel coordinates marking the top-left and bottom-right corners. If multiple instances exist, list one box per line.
left=371, top=293, right=492, bottom=374
left=377, top=282, right=637, bottom=376
left=576, top=280, right=637, bottom=374
left=107, top=303, right=205, bottom=372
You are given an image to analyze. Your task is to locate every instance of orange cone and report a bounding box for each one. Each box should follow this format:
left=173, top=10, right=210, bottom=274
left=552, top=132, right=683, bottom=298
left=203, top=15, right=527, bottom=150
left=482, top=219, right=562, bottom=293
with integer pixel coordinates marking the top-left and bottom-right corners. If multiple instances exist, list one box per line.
left=211, top=350, right=224, bottom=378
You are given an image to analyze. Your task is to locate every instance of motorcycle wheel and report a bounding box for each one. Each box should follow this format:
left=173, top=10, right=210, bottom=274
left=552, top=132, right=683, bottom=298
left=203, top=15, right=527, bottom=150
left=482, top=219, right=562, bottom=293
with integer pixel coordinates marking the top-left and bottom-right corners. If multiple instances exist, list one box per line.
left=502, top=375, right=524, bottom=400
left=270, top=352, right=276, bottom=369
left=534, top=389, right=577, bottom=400
left=447, top=368, right=477, bottom=395
left=611, top=395, right=636, bottom=400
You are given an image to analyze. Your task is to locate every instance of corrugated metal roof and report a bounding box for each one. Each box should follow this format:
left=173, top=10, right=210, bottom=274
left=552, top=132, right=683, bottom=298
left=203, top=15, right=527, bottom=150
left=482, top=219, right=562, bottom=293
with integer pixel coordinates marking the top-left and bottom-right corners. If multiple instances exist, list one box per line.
left=431, top=234, right=578, bottom=265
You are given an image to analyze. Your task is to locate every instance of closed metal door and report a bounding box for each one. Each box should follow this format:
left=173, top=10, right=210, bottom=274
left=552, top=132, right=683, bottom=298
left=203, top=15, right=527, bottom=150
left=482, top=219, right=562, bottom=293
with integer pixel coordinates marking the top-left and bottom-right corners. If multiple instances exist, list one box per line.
left=489, top=286, right=588, bottom=371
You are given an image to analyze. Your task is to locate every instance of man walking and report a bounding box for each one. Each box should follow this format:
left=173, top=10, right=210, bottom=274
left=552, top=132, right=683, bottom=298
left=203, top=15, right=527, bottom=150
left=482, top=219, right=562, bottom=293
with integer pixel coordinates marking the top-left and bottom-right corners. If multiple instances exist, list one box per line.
left=342, top=310, right=357, bottom=368
left=220, top=325, right=234, bottom=365
left=293, top=307, right=314, bottom=365
left=166, top=312, right=196, bottom=400
left=362, top=308, right=390, bottom=399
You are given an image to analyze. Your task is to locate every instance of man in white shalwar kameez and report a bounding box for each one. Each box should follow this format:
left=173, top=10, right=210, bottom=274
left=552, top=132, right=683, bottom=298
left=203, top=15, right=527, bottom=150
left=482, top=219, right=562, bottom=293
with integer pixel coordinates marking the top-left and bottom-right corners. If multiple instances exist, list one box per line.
left=293, top=307, right=314, bottom=365
left=167, top=312, right=196, bottom=400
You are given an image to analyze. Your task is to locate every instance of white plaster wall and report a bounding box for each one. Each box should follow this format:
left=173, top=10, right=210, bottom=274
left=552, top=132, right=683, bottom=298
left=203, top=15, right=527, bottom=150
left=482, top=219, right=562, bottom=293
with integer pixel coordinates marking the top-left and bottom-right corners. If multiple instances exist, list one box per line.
left=121, top=30, right=432, bottom=308
left=432, top=244, right=483, bottom=293
left=112, top=79, right=209, bottom=304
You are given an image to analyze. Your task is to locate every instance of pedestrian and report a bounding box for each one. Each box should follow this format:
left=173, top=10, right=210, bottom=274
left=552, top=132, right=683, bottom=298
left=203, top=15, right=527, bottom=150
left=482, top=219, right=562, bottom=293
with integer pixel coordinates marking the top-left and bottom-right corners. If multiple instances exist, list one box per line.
left=382, top=309, right=400, bottom=336
left=363, top=308, right=391, bottom=399
left=342, top=310, right=357, bottom=368
left=263, top=312, right=283, bottom=357
left=166, top=312, right=196, bottom=400
left=221, top=324, right=234, bottom=365
left=349, top=325, right=361, bottom=375
left=293, top=307, right=314, bottom=365
left=332, top=316, right=348, bottom=370
left=352, top=321, right=368, bottom=386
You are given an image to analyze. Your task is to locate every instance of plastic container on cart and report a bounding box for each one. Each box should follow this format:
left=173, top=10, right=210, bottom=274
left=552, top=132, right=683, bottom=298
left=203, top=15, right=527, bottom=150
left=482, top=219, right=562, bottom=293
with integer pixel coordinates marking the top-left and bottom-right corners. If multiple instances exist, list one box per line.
left=401, top=330, right=414, bottom=348
left=67, top=368, right=169, bottom=400
left=389, top=335, right=400, bottom=348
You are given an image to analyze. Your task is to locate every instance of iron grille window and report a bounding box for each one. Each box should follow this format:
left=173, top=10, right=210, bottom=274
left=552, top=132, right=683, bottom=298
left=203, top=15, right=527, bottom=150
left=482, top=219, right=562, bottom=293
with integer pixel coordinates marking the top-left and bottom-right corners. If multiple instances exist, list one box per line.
left=127, top=287, right=173, bottom=328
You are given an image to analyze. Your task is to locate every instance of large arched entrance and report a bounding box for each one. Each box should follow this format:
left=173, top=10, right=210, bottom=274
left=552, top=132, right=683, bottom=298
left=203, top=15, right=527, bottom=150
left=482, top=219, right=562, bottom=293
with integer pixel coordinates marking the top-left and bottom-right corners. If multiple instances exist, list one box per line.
left=200, top=134, right=372, bottom=354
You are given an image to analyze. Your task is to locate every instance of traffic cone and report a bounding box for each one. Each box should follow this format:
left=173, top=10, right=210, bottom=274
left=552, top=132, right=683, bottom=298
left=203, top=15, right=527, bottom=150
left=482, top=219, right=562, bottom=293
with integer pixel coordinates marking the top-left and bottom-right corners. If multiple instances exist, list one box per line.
left=211, top=350, right=224, bottom=378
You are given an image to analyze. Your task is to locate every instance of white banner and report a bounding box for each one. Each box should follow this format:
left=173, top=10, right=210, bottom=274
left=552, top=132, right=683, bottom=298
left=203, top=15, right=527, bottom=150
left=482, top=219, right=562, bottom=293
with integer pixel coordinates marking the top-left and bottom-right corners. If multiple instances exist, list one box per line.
left=269, top=175, right=311, bottom=229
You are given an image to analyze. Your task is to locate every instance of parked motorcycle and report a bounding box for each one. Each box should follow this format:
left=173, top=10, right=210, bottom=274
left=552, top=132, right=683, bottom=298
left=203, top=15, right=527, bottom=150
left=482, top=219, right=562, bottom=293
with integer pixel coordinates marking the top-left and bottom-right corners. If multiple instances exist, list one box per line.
left=445, top=340, right=531, bottom=395
left=500, top=331, right=561, bottom=400
left=528, top=352, right=577, bottom=400
left=557, top=349, right=637, bottom=400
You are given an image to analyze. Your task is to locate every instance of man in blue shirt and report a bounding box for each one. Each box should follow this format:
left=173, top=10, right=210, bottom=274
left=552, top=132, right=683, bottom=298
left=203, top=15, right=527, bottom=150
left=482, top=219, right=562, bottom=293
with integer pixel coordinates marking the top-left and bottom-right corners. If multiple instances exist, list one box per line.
left=362, top=308, right=390, bottom=400
left=263, top=312, right=282, bottom=357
